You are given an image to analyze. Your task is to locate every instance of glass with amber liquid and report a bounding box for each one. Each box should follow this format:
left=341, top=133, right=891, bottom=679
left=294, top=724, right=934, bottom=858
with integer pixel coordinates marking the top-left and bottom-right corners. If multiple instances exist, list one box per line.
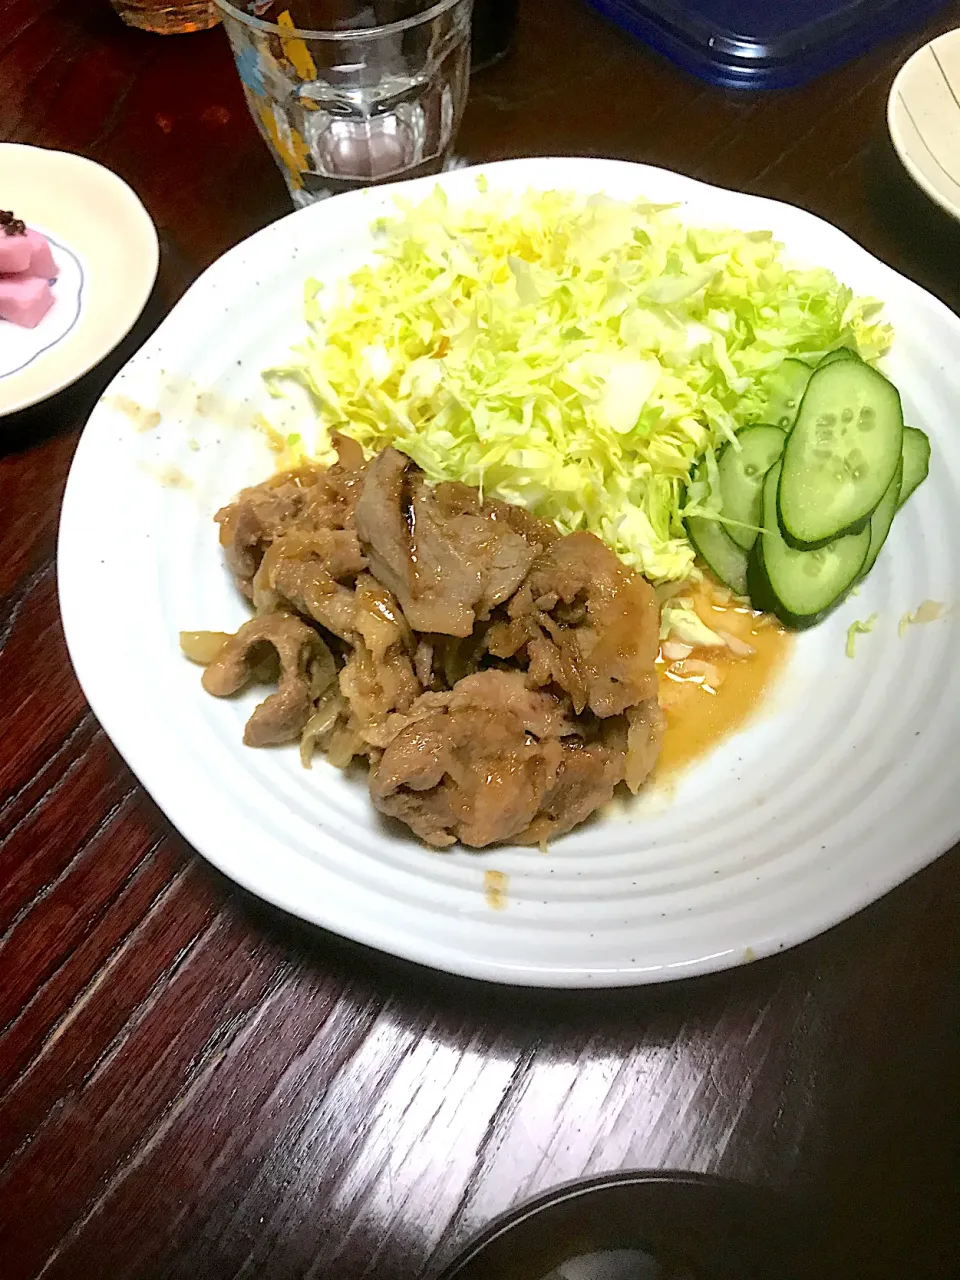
left=108, top=0, right=220, bottom=35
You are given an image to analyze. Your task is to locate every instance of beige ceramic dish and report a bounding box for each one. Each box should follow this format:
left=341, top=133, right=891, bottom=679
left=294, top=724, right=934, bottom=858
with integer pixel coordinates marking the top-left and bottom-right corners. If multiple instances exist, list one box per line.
left=0, top=143, right=158, bottom=416
left=888, top=28, right=960, bottom=222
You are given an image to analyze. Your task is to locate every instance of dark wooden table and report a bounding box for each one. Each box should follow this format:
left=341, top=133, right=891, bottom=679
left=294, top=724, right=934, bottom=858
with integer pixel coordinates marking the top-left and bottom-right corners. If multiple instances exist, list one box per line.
left=2, top=2, right=959, bottom=1277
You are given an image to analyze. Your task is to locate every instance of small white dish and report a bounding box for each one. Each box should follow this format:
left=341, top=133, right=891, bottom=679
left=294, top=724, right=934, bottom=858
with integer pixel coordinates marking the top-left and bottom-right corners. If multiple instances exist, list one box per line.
left=58, top=157, right=960, bottom=987
left=888, top=27, right=960, bottom=222
left=0, top=144, right=159, bottom=417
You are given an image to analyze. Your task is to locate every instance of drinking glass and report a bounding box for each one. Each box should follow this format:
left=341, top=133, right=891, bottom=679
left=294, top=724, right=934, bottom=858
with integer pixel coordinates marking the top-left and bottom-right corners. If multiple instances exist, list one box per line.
left=109, top=0, right=220, bottom=34
left=216, top=0, right=474, bottom=206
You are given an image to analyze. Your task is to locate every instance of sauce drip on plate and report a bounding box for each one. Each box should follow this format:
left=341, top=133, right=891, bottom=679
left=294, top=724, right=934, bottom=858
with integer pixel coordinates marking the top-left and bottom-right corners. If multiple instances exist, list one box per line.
left=483, top=869, right=509, bottom=910
left=656, top=579, right=792, bottom=778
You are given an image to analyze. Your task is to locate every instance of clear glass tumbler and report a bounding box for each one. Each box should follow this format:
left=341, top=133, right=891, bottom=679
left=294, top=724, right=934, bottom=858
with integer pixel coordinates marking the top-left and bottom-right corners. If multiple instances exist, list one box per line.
left=215, top=0, right=474, bottom=206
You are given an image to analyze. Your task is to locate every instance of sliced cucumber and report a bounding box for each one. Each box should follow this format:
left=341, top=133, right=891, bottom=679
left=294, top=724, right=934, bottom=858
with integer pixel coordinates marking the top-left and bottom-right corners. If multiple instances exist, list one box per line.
left=686, top=512, right=749, bottom=596
left=761, top=357, right=812, bottom=430
left=817, top=347, right=860, bottom=368
left=717, top=425, right=786, bottom=551
left=898, top=426, right=931, bottom=510
left=749, top=462, right=870, bottom=628
left=778, top=359, right=903, bottom=549
left=859, top=459, right=902, bottom=580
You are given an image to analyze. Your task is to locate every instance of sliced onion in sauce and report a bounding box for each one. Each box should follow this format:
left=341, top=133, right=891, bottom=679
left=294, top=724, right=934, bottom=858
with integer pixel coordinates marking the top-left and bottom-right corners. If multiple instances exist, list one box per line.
left=299, top=688, right=346, bottom=768
left=309, top=640, right=338, bottom=698
left=715, top=629, right=756, bottom=657
left=326, top=723, right=365, bottom=769
left=661, top=641, right=694, bottom=661
left=667, top=658, right=725, bottom=689
left=179, top=630, right=233, bottom=665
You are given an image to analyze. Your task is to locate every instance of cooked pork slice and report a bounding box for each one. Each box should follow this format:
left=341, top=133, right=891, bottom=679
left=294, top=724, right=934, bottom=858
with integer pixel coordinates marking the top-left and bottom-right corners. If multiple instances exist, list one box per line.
left=352, top=572, right=414, bottom=662
left=201, top=613, right=335, bottom=747
left=252, top=529, right=366, bottom=640
left=215, top=464, right=328, bottom=594
left=516, top=721, right=627, bottom=847
left=205, top=444, right=664, bottom=848
left=487, top=531, right=660, bottom=717
left=339, top=576, right=422, bottom=750
left=354, top=448, right=549, bottom=637
left=369, top=670, right=574, bottom=848
left=338, top=643, right=421, bottom=752
left=499, top=502, right=561, bottom=551
left=624, top=698, right=665, bottom=794
left=418, top=481, right=546, bottom=617
left=351, top=446, right=412, bottom=607
left=215, top=434, right=367, bottom=595
left=371, top=714, right=563, bottom=847
left=446, top=668, right=577, bottom=738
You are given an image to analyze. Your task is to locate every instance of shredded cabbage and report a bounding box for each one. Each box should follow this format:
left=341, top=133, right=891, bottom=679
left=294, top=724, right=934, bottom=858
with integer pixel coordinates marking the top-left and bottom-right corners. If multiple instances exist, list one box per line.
left=266, top=184, right=891, bottom=583
left=845, top=614, right=878, bottom=659
left=660, top=598, right=726, bottom=648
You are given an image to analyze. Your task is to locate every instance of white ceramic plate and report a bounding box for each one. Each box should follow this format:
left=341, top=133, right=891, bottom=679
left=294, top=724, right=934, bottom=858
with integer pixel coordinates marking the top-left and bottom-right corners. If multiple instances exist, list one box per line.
left=0, top=144, right=159, bottom=416
left=888, top=28, right=960, bottom=222
left=58, top=158, right=960, bottom=987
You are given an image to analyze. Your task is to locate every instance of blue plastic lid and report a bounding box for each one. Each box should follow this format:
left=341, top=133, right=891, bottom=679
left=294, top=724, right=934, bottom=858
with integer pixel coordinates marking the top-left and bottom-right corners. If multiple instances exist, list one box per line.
left=585, top=0, right=950, bottom=89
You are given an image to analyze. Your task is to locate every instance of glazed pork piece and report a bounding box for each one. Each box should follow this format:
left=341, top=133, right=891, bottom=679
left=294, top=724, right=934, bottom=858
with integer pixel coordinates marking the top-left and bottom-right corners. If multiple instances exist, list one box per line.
left=369, top=670, right=646, bottom=848
left=214, top=433, right=367, bottom=594
left=354, top=447, right=553, bottom=637
left=188, top=439, right=663, bottom=848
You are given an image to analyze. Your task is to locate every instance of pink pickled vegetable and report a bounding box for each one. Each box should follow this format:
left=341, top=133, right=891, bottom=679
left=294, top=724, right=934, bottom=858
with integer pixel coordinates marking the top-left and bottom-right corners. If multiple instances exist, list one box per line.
left=0, top=274, right=54, bottom=328
left=0, top=231, right=31, bottom=273
left=0, top=212, right=59, bottom=327
left=24, top=228, right=58, bottom=280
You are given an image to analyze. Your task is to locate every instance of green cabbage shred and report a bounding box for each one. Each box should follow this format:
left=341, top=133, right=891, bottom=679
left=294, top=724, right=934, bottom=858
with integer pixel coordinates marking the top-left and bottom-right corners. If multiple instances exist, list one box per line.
left=846, top=614, right=878, bottom=658
left=660, top=598, right=726, bottom=647
left=266, top=184, right=891, bottom=583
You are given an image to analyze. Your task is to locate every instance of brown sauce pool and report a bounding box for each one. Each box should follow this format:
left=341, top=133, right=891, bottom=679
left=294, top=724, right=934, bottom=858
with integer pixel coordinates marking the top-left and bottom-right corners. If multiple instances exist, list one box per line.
left=656, top=578, right=793, bottom=778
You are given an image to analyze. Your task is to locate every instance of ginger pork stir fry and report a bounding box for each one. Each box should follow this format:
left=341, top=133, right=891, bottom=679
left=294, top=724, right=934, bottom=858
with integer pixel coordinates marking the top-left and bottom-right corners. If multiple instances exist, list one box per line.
left=182, top=437, right=663, bottom=848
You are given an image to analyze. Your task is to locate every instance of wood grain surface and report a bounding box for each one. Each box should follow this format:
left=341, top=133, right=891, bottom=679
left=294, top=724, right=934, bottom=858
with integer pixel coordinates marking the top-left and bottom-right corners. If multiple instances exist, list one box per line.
left=2, top=1, right=959, bottom=1277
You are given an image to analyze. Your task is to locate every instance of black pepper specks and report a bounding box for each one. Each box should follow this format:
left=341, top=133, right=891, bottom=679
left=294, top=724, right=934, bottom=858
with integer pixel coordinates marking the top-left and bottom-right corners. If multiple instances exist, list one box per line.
left=0, top=210, right=27, bottom=236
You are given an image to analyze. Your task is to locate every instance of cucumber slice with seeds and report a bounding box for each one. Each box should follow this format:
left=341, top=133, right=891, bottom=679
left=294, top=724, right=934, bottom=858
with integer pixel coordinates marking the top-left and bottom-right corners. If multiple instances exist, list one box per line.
left=859, top=459, right=902, bottom=580
left=749, top=462, right=870, bottom=628
left=777, top=360, right=903, bottom=549
left=717, top=424, right=786, bottom=551
left=761, top=357, right=811, bottom=430
left=898, top=426, right=931, bottom=509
